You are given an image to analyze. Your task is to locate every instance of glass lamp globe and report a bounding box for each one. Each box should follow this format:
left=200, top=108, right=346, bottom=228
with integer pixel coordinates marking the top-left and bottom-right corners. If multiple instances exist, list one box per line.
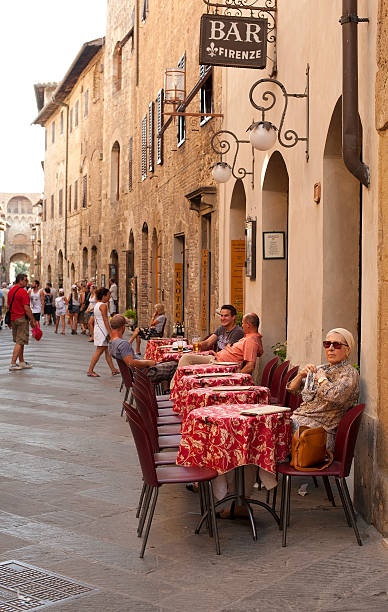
left=211, top=162, right=232, bottom=183
left=248, top=122, right=277, bottom=151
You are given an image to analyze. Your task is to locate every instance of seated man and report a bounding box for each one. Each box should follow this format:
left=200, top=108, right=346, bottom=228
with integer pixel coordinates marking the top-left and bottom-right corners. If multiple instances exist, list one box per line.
left=175, top=313, right=263, bottom=379
left=109, top=314, right=177, bottom=391
left=199, top=304, right=244, bottom=352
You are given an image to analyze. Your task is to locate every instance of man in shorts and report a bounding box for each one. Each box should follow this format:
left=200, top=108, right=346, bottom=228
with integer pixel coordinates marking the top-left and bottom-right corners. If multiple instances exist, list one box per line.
left=7, top=274, right=37, bottom=371
left=108, top=314, right=177, bottom=391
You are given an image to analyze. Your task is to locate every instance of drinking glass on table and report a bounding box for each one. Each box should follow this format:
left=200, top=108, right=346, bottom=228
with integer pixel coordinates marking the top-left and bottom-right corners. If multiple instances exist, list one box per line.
left=192, top=336, right=200, bottom=352
left=177, top=339, right=184, bottom=353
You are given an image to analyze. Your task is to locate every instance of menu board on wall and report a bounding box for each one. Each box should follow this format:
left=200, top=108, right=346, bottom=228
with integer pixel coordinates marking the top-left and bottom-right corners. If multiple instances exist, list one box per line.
left=174, top=263, right=183, bottom=322
left=201, top=249, right=209, bottom=331
left=230, top=240, right=245, bottom=313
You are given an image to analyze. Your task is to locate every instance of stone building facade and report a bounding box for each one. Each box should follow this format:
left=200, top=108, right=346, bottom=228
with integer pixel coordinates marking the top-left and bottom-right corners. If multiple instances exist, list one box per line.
left=0, top=193, right=41, bottom=283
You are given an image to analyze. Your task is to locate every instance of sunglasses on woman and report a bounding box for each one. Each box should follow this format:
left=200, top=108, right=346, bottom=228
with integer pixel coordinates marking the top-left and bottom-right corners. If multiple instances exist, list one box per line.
left=322, top=341, right=348, bottom=349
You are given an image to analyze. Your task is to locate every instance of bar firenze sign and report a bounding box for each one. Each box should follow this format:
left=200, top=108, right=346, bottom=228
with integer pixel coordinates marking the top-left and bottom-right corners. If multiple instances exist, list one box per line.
left=199, top=14, right=267, bottom=69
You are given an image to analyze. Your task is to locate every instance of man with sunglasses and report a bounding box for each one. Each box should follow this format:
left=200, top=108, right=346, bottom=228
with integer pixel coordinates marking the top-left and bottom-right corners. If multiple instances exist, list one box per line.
left=287, top=327, right=359, bottom=450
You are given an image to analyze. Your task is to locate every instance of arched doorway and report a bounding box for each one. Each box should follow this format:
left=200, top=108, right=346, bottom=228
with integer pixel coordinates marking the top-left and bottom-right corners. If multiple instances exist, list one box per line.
left=9, top=253, right=30, bottom=283
left=47, top=264, right=52, bottom=284
left=261, top=152, right=289, bottom=358
left=140, top=223, right=149, bottom=323
left=109, top=250, right=118, bottom=283
left=322, top=98, right=361, bottom=359
left=58, top=250, right=64, bottom=288
left=82, top=247, right=88, bottom=280
left=71, top=263, right=75, bottom=286
left=229, top=179, right=246, bottom=314
left=90, top=246, right=97, bottom=283
left=126, top=231, right=136, bottom=310
left=151, top=228, right=160, bottom=307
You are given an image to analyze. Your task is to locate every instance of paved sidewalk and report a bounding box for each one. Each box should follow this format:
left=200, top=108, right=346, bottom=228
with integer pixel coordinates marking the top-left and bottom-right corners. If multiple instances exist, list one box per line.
left=0, top=326, right=387, bottom=611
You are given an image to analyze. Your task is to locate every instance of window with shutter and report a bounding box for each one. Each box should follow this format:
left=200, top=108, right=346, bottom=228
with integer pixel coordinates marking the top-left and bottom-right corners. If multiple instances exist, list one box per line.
left=75, top=101, right=79, bottom=127
left=74, top=180, right=78, bottom=211
left=82, top=175, right=87, bottom=207
left=156, top=89, right=164, bottom=165
left=59, top=189, right=63, bottom=217
left=50, top=195, right=54, bottom=218
left=148, top=102, right=154, bottom=173
left=200, top=65, right=213, bottom=126
left=60, top=111, right=64, bottom=135
left=141, top=114, right=147, bottom=180
left=128, top=137, right=133, bottom=192
left=68, top=185, right=72, bottom=212
left=177, top=53, right=186, bottom=146
left=84, top=90, right=89, bottom=117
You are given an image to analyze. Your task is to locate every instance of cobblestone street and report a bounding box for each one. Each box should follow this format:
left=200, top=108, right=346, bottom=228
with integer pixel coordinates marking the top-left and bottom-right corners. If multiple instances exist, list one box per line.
left=0, top=327, right=387, bottom=611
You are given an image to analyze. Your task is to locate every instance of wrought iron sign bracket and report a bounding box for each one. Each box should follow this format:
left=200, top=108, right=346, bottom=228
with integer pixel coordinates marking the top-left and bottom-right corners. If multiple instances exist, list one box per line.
left=249, top=63, right=310, bottom=161
left=211, top=130, right=255, bottom=189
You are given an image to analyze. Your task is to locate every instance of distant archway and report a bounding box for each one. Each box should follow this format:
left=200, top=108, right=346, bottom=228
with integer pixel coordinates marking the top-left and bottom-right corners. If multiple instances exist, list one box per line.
left=9, top=253, right=30, bottom=283
left=261, top=151, right=289, bottom=358
left=7, top=196, right=32, bottom=215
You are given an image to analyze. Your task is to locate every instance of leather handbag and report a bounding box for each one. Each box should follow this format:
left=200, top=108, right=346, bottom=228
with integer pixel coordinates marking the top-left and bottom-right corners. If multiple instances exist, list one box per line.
left=291, top=426, right=334, bottom=471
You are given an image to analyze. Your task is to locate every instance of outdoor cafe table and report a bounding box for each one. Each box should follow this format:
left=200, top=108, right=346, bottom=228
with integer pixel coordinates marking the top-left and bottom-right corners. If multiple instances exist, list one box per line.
left=172, top=373, right=256, bottom=416
left=181, top=385, right=270, bottom=420
left=176, top=404, right=291, bottom=538
left=171, top=362, right=240, bottom=399
left=144, top=338, right=187, bottom=361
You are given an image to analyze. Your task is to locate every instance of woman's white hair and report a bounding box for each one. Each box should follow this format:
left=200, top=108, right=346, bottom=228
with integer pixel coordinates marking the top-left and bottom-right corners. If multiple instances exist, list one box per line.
left=327, top=328, right=355, bottom=355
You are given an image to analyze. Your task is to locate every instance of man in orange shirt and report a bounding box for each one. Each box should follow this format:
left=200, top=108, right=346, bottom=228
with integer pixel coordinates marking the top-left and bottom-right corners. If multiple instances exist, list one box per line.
left=176, top=313, right=263, bottom=375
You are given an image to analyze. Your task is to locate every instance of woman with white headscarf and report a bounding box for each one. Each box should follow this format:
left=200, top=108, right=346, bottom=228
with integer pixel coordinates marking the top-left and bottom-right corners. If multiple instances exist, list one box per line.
left=287, top=328, right=360, bottom=450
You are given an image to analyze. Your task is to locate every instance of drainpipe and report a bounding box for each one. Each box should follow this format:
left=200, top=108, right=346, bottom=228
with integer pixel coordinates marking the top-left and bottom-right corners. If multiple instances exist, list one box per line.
left=341, top=0, right=370, bottom=187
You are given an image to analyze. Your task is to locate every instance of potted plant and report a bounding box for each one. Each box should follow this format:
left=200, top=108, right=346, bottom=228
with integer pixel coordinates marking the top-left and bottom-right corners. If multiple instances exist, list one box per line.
left=124, top=308, right=137, bottom=327
left=272, top=341, right=287, bottom=362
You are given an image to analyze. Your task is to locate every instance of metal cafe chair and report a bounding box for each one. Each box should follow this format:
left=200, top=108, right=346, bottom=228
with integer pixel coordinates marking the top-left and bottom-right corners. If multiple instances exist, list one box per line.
left=278, top=404, right=365, bottom=547
left=123, top=403, right=220, bottom=557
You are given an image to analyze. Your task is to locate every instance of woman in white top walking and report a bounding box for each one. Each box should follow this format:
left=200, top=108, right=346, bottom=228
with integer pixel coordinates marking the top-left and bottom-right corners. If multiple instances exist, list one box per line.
left=87, top=287, right=120, bottom=377
left=68, top=285, right=80, bottom=335
left=55, top=289, right=68, bottom=334
left=28, top=280, right=44, bottom=323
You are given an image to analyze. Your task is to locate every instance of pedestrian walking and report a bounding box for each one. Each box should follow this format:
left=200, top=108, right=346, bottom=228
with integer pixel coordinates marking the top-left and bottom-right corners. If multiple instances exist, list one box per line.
left=87, top=287, right=119, bottom=377
left=46, top=282, right=57, bottom=325
left=55, top=289, right=68, bottom=334
left=86, top=285, right=97, bottom=342
left=28, top=280, right=44, bottom=323
left=79, top=283, right=90, bottom=334
left=109, top=278, right=118, bottom=315
left=43, top=287, right=54, bottom=325
left=6, top=273, right=37, bottom=371
left=68, top=285, right=80, bottom=334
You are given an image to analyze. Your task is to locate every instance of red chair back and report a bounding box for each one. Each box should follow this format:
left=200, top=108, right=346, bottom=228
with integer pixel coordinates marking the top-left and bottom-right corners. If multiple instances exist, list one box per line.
left=116, top=358, right=133, bottom=390
left=132, top=372, right=159, bottom=452
left=260, top=357, right=279, bottom=388
left=123, top=402, right=158, bottom=487
left=270, top=360, right=289, bottom=399
left=277, top=365, right=299, bottom=406
left=333, top=403, right=365, bottom=477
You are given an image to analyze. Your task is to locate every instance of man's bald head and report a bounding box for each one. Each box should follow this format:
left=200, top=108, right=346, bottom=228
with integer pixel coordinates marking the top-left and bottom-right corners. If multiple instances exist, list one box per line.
left=111, top=314, right=127, bottom=329
left=243, top=313, right=260, bottom=331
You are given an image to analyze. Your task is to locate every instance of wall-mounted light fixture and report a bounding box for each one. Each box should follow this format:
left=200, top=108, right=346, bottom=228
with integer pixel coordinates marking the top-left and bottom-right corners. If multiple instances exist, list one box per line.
left=210, top=129, right=254, bottom=188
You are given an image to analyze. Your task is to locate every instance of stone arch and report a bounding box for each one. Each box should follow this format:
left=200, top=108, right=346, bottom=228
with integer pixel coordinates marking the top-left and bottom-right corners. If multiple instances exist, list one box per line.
left=261, top=151, right=289, bottom=358
left=7, top=196, right=32, bottom=215
left=322, top=96, right=361, bottom=360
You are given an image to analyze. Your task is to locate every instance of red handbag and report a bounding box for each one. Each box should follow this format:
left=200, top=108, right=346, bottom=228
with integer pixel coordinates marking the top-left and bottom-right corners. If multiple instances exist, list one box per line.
left=32, top=324, right=43, bottom=341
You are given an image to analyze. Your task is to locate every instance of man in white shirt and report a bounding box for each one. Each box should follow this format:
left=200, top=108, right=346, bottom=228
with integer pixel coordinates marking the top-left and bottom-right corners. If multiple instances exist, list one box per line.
left=109, top=278, right=118, bottom=315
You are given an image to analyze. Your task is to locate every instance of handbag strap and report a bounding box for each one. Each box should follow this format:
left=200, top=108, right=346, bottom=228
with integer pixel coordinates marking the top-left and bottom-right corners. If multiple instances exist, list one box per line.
left=292, top=450, right=334, bottom=472
left=8, top=287, right=22, bottom=313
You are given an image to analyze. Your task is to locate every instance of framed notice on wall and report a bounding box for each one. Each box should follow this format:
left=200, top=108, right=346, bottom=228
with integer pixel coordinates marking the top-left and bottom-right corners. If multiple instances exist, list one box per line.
left=263, top=232, right=286, bottom=260
left=245, top=219, right=256, bottom=279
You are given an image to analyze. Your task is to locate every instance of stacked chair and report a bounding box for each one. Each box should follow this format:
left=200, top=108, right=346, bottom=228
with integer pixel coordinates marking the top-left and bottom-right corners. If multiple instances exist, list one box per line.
left=122, top=367, right=221, bottom=557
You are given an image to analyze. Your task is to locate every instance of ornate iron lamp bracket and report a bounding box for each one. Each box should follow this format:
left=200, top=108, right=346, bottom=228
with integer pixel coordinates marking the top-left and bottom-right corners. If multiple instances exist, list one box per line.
left=249, top=64, right=310, bottom=161
left=211, top=129, right=255, bottom=188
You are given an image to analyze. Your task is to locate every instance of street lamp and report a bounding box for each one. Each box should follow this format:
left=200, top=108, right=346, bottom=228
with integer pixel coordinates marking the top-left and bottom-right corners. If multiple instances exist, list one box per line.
left=247, top=121, right=277, bottom=151
left=211, top=162, right=232, bottom=183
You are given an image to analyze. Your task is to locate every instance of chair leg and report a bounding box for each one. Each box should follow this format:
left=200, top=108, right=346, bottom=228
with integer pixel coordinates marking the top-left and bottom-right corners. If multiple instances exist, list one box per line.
left=266, top=490, right=270, bottom=504
left=140, top=487, right=159, bottom=558
left=279, top=475, right=286, bottom=531
left=282, top=475, right=291, bottom=547
left=272, top=484, right=278, bottom=512
left=322, top=475, right=336, bottom=507
left=138, top=485, right=152, bottom=537
left=198, top=482, right=205, bottom=517
left=341, top=477, right=363, bottom=546
left=286, top=475, right=291, bottom=527
left=335, top=477, right=352, bottom=527
left=208, top=481, right=221, bottom=555
left=136, top=482, right=147, bottom=518
left=312, top=476, right=319, bottom=488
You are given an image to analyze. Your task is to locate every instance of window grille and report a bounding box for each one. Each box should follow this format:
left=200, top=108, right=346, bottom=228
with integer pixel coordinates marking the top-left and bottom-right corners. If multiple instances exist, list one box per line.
left=82, top=174, right=87, bottom=207
left=141, top=114, right=147, bottom=180
left=148, top=102, right=154, bottom=173
left=157, top=89, right=164, bottom=165
left=128, top=137, right=133, bottom=192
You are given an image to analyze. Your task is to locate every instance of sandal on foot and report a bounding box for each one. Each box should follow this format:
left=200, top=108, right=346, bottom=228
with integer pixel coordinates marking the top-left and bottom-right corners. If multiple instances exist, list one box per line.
left=111, top=370, right=120, bottom=376
left=87, top=372, right=100, bottom=377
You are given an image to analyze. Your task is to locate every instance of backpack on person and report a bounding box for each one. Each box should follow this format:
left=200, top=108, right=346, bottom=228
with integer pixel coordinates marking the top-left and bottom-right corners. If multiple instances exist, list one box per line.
left=4, top=287, right=22, bottom=326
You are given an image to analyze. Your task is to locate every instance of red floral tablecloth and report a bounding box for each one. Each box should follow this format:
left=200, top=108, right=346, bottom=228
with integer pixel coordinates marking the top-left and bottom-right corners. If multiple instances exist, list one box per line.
left=182, top=385, right=270, bottom=420
left=171, top=362, right=240, bottom=399
left=143, top=338, right=188, bottom=360
left=176, top=404, right=291, bottom=475
left=172, top=373, right=255, bottom=416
